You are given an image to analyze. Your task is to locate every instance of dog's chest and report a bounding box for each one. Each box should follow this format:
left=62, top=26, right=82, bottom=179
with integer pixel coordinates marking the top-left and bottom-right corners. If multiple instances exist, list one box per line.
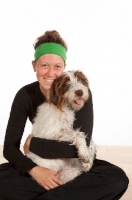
left=32, top=103, right=75, bottom=140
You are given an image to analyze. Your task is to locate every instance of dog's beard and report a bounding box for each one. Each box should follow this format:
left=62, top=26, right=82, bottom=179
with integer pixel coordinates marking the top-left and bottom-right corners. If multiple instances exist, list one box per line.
left=64, top=97, right=85, bottom=111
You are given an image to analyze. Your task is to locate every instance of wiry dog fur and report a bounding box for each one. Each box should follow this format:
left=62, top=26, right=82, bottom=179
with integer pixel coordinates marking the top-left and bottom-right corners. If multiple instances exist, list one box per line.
left=26, top=70, right=96, bottom=184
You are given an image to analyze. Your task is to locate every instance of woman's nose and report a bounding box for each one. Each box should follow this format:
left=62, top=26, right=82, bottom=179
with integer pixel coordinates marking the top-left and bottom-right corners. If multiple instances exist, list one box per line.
left=46, top=67, right=54, bottom=76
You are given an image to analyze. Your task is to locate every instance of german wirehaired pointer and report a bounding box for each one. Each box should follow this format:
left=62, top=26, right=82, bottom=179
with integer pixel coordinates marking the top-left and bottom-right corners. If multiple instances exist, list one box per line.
left=26, top=70, right=96, bottom=184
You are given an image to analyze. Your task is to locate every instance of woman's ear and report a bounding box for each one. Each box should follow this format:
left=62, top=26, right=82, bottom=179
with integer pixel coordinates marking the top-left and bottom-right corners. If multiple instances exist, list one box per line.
left=32, top=61, right=36, bottom=72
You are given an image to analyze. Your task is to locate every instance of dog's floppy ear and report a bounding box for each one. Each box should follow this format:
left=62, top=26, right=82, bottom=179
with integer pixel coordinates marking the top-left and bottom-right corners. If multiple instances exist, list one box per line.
left=49, top=73, right=70, bottom=109
left=48, top=79, right=59, bottom=106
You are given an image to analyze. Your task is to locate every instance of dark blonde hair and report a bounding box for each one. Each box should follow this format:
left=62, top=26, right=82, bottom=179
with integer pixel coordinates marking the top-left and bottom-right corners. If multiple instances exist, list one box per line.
left=33, top=30, right=68, bottom=51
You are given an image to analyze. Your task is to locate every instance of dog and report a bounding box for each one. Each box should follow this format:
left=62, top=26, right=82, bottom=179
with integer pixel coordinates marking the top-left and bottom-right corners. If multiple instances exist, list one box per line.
left=26, top=70, right=96, bottom=184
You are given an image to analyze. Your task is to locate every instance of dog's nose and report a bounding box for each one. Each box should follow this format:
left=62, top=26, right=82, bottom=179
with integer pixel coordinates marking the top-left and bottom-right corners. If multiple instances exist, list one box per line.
left=75, top=90, right=83, bottom=97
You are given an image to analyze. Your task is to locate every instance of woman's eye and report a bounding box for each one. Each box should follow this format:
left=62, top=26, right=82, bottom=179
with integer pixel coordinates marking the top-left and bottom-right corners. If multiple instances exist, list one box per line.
left=42, top=64, right=47, bottom=68
left=56, top=65, right=61, bottom=69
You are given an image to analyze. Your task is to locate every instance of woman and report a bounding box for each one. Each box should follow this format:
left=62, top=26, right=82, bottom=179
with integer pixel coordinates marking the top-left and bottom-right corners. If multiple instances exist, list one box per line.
left=0, top=30, right=129, bottom=200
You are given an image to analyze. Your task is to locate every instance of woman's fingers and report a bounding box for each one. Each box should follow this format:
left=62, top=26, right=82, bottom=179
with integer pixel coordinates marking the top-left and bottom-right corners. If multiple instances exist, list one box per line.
left=28, top=166, right=63, bottom=190
left=52, top=176, right=63, bottom=186
left=44, top=172, right=63, bottom=189
left=50, top=169, right=58, bottom=175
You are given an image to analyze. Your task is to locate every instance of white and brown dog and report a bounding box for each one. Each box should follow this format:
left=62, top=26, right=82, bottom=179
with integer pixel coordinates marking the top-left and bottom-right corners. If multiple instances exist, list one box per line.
left=26, top=70, right=96, bottom=184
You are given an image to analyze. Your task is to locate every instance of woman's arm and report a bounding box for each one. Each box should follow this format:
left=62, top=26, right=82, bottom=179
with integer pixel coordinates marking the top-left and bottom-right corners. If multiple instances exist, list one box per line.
left=3, top=88, right=37, bottom=175
left=28, top=89, right=93, bottom=158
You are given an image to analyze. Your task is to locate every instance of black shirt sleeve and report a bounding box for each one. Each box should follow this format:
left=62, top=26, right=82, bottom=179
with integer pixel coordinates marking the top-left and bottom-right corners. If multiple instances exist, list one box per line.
left=29, top=89, right=94, bottom=158
left=3, top=88, right=37, bottom=175
left=30, top=138, right=78, bottom=159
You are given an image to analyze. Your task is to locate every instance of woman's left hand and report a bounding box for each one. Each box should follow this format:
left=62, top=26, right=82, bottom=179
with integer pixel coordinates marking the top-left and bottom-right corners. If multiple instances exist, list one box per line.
left=23, top=134, right=34, bottom=154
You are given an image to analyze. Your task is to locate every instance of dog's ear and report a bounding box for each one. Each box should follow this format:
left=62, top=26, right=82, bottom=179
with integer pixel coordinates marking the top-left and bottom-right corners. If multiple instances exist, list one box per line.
left=49, top=74, right=70, bottom=109
left=74, top=70, right=89, bottom=88
left=49, top=79, right=59, bottom=106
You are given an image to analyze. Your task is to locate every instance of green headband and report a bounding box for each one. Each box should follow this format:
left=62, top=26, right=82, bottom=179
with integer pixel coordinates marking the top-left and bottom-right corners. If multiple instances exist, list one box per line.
left=34, top=42, right=67, bottom=61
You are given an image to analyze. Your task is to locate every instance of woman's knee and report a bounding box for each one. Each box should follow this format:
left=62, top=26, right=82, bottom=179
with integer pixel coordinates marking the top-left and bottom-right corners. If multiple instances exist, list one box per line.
left=119, top=169, right=129, bottom=190
left=112, top=165, right=129, bottom=191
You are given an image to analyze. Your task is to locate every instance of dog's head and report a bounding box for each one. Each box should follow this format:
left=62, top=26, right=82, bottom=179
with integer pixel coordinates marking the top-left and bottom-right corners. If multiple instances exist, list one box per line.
left=49, top=70, right=89, bottom=111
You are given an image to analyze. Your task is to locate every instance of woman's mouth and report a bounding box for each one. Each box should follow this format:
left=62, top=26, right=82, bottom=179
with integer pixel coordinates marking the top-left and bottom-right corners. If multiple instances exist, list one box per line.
left=44, top=78, right=54, bottom=83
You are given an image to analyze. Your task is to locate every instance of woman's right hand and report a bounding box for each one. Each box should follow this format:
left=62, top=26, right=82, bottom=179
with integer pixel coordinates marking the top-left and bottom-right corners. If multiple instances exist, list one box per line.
left=28, top=166, right=63, bottom=190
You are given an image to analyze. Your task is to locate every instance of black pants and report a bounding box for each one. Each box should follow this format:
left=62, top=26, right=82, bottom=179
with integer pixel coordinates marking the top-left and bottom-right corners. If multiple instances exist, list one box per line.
left=0, top=159, right=129, bottom=200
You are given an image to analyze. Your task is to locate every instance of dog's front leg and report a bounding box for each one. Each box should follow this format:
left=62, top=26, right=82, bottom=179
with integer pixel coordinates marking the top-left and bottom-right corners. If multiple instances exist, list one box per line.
left=74, top=132, right=93, bottom=172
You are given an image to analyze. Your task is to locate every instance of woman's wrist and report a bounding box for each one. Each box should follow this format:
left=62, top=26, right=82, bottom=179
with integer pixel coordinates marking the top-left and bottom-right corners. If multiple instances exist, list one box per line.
left=28, top=165, right=39, bottom=176
left=23, top=134, right=34, bottom=154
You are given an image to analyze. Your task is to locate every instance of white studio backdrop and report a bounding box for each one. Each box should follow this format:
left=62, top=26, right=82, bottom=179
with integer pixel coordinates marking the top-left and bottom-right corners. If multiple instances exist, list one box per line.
left=0, top=0, right=132, bottom=146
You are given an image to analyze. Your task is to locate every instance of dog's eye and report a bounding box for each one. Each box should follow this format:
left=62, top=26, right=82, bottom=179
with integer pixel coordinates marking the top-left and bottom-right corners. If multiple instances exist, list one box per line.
left=62, top=82, right=70, bottom=94
left=61, top=77, right=70, bottom=94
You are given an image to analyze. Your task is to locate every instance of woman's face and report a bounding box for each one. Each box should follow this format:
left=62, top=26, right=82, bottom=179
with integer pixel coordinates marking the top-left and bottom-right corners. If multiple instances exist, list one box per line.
left=32, top=54, right=65, bottom=96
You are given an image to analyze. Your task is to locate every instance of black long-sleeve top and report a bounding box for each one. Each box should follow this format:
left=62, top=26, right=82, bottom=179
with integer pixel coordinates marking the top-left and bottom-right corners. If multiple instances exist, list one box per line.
left=3, top=81, right=93, bottom=175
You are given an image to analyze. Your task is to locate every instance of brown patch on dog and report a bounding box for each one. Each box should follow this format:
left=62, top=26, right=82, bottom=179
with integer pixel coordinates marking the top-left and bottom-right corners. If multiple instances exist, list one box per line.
left=74, top=70, right=89, bottom=87
left=49, top=73, right=70, bottom=110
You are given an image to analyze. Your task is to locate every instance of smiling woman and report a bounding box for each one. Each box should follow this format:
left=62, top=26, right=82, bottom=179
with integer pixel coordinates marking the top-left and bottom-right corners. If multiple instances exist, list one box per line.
left=32, top=54, right=65, bottom=97
left=0, top=30, right=129, bottom=200
left=32, top=31, right=67, bottom=97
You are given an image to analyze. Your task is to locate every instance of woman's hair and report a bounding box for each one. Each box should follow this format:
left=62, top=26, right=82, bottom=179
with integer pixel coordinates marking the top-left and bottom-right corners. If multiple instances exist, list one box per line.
left=33, top=30, right=68, bottom=50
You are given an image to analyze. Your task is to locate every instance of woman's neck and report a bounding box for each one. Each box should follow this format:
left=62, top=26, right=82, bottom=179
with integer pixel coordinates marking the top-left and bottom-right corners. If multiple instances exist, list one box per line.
left=39, top=85, right=49, bottom=99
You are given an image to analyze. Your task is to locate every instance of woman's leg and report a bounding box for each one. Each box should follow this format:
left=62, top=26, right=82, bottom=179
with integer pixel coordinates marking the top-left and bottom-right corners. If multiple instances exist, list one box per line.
left=0, top=160, right=129, bottom=200
left=34, top=159, right=129, bottom=200
left=0, top=163, right=46, bottom=200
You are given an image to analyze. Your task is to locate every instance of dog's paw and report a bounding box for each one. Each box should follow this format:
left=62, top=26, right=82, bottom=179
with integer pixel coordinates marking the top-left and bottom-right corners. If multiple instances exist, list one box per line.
left=81, top=162, right=91, bottom=172
left=78, top=148, right=90, bottom=163
left=80, top=155, right=89, bottom=163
